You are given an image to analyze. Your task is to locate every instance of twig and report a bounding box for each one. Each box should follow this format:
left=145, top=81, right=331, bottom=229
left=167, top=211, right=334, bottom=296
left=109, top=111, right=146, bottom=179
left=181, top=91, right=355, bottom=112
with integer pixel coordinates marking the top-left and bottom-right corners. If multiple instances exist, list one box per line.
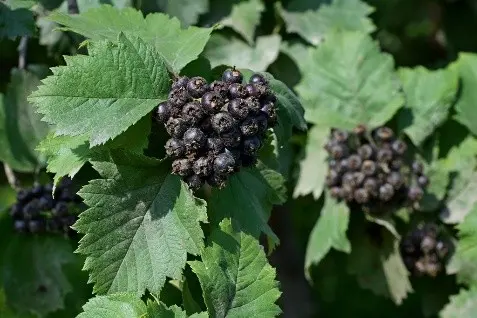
left=17, top=36, right=28, bottom=70
left=4, top=164, right=19, bottom=190
left=67, top=0, right=79, bottom=14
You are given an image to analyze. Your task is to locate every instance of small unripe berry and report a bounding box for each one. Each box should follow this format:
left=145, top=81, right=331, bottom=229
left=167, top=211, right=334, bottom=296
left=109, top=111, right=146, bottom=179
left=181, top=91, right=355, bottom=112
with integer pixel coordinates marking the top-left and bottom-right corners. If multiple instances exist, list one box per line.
left=193, top=157, right=213, bottom=176
left=243, top=136, right=261, bottom=156
left=223, top=68, right=243, bottom=84
left=165, top=138, right=185, bottom=158
left=202, top=92, right=224, bottom=114
left=183, top=128, right=206, bottom=153
left=214, top=153, right=236, bottom=175
left=249, top=73, right=267, bottom=85
left=212, top=112, right=236, bottom=134
left=187, top=76, right=208, bottom=98
left=379, top=183, right=394, bottom=201
left=229, top=83, right=247, bottom=99
left=155, top=101, right=170, bottom=123
left=228, top=98, right=249, bottom=120
left=166, top=117, right=188, bottom=138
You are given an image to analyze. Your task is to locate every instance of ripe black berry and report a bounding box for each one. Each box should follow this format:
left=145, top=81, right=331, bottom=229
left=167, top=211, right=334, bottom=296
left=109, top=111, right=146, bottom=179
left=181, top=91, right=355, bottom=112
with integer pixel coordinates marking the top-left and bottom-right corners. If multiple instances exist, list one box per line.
left=17, top=189, right=30, bottom=202
left=243, top=136, right=261, bottom=156
left=165, top=138, right=185, bottom=158
left=212, top=112, right=236, bottom=134
left=172, top=76, right=189, bottom=90
left=183, top=128, right=206, bottom=153
left=326, top=170, right=340, bottom=187
left=28, top=220, right=45, bottom=234
left=14, top=220, right=26, bottom=232
left=387, top=172, right=403, bottom=190
left=166, top=118, right=188, bottom=138
left=348, top=155, right=362, bottom=171
left=182, top=101, right=205, bottom=125
left=221, top=128, right=242, bottom=148
left=172, top=159, right=193, bottom=177
left=244, top=97, right=261, bottom=114
left=357, top=144, right=373, bottom=160
left=193, top=157, right=213, bottom=176
left=53, top=202, right=68, bottom=217
left=38, top=196, right=54, bottom=210
left=390, top=159, right=402, bottom=170
left=330, top=187, right=342, bottom=199
left=229, top=83, right=247, bottom=99
left=342, top=172, right=356, bottom=188
left=379, top=183, right=394, bottom=201
left=214, top=153, right=236, bottom=175
left=10, top=203, right=22, bottom=219
left=155, top=101, right=170, bottom=123
left=354, top=188, right=369, bottom=204
left=245, top=84, right=260, bottom=97
left=168, top=87, right=190, bottom=108
left=332, top=130, right=348, bottom=143
left=330, top=144, right=347, bottom=160
left=377, top=148, right=393, bottom=162
left=363, top=178, right=378, bottom=196
left=187, top=76, right=208, bottom=98
left=202, top=92, right=224, bottom=114
left=353, top=172, right=365, bottom=187
left=207, top=138, right=224, bottom=155
left=408, top=186, right=424, bottom=201
left=240, top=116, right=260, bottom=137
left=261, top=102, right=277, bottom=126
left=222, top=68, right=243, bottom=84
left=361, top=160, right=376, bottom=176
left=392, top=140, right=407, bottom=155
left=228, top=98, right=249, bottom=120
left=186, top=175, right=204, bottom=191
left=412, top=161, right=424, bottom=175
left=375, top=127, right=394, bottom=141
left=208, top=173, right=227, bottom=188
left=209, top=80, right=229, bottom=96
left=249, top=73, right=267, bottom=85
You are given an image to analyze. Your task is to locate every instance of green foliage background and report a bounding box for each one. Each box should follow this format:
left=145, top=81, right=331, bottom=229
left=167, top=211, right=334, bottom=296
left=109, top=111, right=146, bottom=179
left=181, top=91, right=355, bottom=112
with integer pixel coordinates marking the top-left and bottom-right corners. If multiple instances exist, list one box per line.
left=1, top=0, right=477, bottom=317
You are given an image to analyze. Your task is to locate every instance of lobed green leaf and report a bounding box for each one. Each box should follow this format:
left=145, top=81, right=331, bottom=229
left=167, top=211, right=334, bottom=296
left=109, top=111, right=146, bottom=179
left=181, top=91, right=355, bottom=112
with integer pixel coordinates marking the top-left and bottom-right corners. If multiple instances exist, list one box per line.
left=221, top=0, right=264, bottom=45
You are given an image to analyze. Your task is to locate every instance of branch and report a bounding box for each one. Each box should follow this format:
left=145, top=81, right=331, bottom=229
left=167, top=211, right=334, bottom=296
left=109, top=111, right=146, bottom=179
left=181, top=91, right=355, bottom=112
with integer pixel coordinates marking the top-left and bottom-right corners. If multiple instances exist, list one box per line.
left=17, top=36, right=28, bottom=70
left=4, top=164, right=19, bottom=190
left=67, top=0, right=79, bottom=14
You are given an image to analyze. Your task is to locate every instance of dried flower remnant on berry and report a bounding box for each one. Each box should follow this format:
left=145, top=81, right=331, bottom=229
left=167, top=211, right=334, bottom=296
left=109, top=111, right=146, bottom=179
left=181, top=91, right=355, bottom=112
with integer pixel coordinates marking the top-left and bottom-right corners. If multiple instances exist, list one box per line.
left=155, top=69, right=278, bottom=190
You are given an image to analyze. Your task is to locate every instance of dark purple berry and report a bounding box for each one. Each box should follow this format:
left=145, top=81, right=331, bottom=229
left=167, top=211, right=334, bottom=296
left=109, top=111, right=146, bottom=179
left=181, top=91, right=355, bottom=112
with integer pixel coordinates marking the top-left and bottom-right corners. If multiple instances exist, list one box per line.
left=375, top=127, right=394, bottom=141
left=387, top=172, right=403, bottom=190
left=172, top=159, right=193, bottom=176
left=209, top=80, right=229, bottom=96
left=28, top=219, right=45, bottom=234
left=330, top=187, right=342, bottom=199
left=166, top=117, right=188, bottom=138
left=186, top=175, right=204, bottom=191
left=155, top=101, right=170, bottom=123
left=38, top=196, right=54, bottom=211
left=332, top=130, right=348, bottom=143
left=326, top=170, right=340, bottom=187
left=330, top=144, right=347, bottom=160
left=418, top=175, right=429, bottom=188
left=17, top=189, right=30, bottom=202
left=165, top=138, right=185, bottom=158
left=228, top=83, right=247, bottom=99
left=255, top=114, right=268, bottom=135
left=341, top=185, right=354, bottom=201
left=214, top=153, right=236, bottom=175
left=183, top=128, right=206, bottom=153
left=412, top=161, right=424, bottom=175
left=354, top=188, right=369, bottom=204
left=14, top=220, right=26, bottom=232
left=245, top=84, right=260, bottom=97
left=228, top=98, right=249, bottom=120
left=207, top=138, right=224, bottom=155
left=353, top=172, right=365, bottom=187
left=44, top=184, right=53, bottom=194
left=53, top=202, right=68, bottom=217
left=261, top=102, right=277, bottom=126
left=390, top=159, right=402, bottom=170
left=348, top=155, right=362, bottom=171
left=172, top=76, right=189, bottom=90
left=363, top=178, right=378, bottom=196
left=212, top=112, right=236, bottom=134
left=242, top=136, right=261, bottom=156
left=221, top=128, right=242, bottom=148
left=408, top=186, right=424, bottom=201
left=392, top=140, right=407, bottom=155
left=193, top=157, right=213, bottom=176
left=182, top=101, right=205, bottom=125
left=249, top=73, right=267, bottom=85
left=361, top=160, right=376, bottom=176
left=22, top=200, right=40, bottom=219
left=342, top=172, right=356, bottom=188
left=32, top=185, right=43, bottom=197
left=240, top=116, right=260, bottom=137
left=379, top=183, right=394, bottom=201
left=207, top=173, right=227, bottom=188
left=377, top=148, right=393, bottom=162
left=202, top=92, right=224, bottom=114
left=187, top=76, right=208, bottom=98
left=357, top=144, right=373, bottom=160
left=223, top=68, right=243, bottom=84
left=168, top=87, right=190, bottom=108
left=244, top=97, right=261, bottom=114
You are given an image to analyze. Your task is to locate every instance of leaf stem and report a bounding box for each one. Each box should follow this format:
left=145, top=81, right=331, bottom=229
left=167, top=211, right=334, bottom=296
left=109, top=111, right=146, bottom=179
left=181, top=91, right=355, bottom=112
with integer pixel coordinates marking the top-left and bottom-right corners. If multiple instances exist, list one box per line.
left=4, top=164, right=20, bottom=191
left=18, top=36, right=28, bottom=70
left=67, top=0, right=79, bottom=14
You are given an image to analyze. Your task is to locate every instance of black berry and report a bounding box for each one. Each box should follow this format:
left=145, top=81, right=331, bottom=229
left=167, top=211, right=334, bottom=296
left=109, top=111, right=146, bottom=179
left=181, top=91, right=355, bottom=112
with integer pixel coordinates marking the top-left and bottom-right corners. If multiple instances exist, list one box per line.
left=229, top=83, right=247, bottom=99
left=214, top=153, right=236, bottom=175
left=223, top=68, right=243, bottom=84
left=212, top=112, right=236, bottom=134
left=165, top=138, right=185, bottom=158
left=187, top=76, right=208, bottom=98
left=228, top=98, right=249, bottom=120
left=155, top=101, right=170, bottom=123
left=202, top=92, right=224, bottom=114
left=183, top=128, right=206, bottom=153
left=249, top=73, right=267, bottom=85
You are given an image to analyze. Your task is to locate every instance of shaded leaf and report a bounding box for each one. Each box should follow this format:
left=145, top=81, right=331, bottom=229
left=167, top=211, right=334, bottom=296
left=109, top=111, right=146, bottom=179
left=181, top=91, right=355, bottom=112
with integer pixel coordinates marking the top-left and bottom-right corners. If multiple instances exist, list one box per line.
left=440, top=287, right=477, bottom=318
left=454, top=53, right=477, bottom=136
left=75, top=151, right=207, bottom=295
left=147, top=301, right=208, bottom=317
left=279, top=40, right=311, bottom=74
left=156, top=0, right=209, bottom=27
left=189, top=219, right=281, bottom=318
left=30, top=34, right=169, bottom=147
left=222, top=0, right=264, bottom=44
left=49, top=5, right=213, bottom=71
left=296, top=31, right=404, bottom=130
left=277, top=0, right=375, bottom=46
left=0, top=69, right=50, bottom=172
left=204, top=34, right=281, bottom=71
left=0, top=2, right=35, bottom=39
left=294, top=126, right=328, bottom=199
left=398, top=66, right=458, bottom=146
left=305, top=194, right=351, bottom=279
left=78, top=293, right=146, bottom=318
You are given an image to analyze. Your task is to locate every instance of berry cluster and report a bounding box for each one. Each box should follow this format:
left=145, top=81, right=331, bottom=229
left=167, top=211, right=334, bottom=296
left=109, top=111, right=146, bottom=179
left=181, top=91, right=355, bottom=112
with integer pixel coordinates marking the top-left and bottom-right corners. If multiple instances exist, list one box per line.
left=9, top=178, right=82, bottom=237
left=400, top=223, right=451, bottom=277
left=325, top=126, right=429, bottom=213
left=155, top=68, right=277, bottom=190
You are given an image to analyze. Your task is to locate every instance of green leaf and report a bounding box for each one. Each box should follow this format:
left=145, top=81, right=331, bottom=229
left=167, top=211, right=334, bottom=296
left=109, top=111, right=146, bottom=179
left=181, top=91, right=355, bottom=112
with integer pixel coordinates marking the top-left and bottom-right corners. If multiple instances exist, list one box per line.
left=347, top=227, right=412, bottom=305
left=209, top=168, right=283, bottom=246
left=440, top=287, right=477, bottom=318
left=147, top=301, right=208, bottom=317
left=158, top=0, right=208, bottom=27
left=277, top=0, right=375, bottom=46
left=204, top=34, right=281, bottom=71
left=189, top=219, right=281, bottom=318
left=1, top=236, right=80, bottom=316
left=221, top=0, right=264, bottom=45
left=0, top=2, right=35, bottom=39
left=454, top=53, right=477, bottom=136
left=398, top=66, right=458, bottom=146
left=78, top=293, right=146, bottom=318
left=447, top=203, right=477, bottom=286
left=304, top=194, right=351, bottom=280
left=75, top=151, right=207, bottom=295
left=48, top=5, right=212, bottom=71
left=296, top=31, right=404, bottom=130
left=78, top=0, right=132, bottom=13
left=294, top=126, right=329, bottom=199
left=439, top=136, right=477, bottom=223
left=279, top=40, right=311, bottom=74
left=30, top=34, right=169, bottom=147
left=0, top=69, right=50, bottom=172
